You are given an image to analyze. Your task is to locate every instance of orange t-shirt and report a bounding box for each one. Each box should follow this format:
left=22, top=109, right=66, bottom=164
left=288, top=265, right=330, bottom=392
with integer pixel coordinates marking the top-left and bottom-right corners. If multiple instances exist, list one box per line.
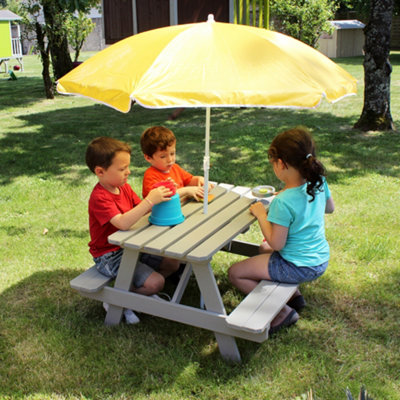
left=142, top=164, right=193, bottom=197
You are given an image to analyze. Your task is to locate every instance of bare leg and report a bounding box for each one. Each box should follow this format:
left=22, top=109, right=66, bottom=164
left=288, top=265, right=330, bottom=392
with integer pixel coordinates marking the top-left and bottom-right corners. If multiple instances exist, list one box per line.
left=228, top=253, right=273, bottom=294
left=131, top=271, right=165, bottom=296
left=228, top=254, right=298, bottom=329
left=158, top=257, right=180, bottom=278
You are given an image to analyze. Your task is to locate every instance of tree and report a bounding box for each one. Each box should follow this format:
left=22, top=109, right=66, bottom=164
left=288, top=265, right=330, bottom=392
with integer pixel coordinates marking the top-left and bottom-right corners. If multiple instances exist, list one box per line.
left=9, top=0, right=99, bottom=98
left=270, top=0, right=337, bottom=47
left=42, top=0, right=73, bottom=80
left=66, top=11, right=95, bottom=62
left=18, top=0, right=54, bottom=98
left=354, top=0, right=395, bottom=131
left=41, top=0, right=99, bottom=80
left=233, top=0, right=336, bottom=47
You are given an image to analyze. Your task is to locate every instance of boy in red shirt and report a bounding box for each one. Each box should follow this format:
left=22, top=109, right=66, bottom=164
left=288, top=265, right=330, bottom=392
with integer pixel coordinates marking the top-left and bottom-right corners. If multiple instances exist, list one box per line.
left=140, top=126, right=211, bottom=203
left=86, top=136, right=179, bottom=324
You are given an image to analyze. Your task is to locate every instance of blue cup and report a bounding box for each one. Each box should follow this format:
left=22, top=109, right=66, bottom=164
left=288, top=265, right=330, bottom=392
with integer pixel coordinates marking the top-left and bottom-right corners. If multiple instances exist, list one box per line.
left=149, top=193, right=185, bottom=226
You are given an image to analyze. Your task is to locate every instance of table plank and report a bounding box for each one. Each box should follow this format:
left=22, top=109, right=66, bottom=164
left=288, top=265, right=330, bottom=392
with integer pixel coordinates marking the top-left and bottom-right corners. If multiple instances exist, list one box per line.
left=142, top=190, right=241, bottom=253
left=187, top=208, right=256, bottom=262
left=164, top=196, right=254, bottom=259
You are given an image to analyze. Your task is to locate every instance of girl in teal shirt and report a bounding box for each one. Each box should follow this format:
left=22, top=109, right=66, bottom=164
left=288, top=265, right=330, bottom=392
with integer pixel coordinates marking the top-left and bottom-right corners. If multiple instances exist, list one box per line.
left=228, top=127, right=335, bottom=334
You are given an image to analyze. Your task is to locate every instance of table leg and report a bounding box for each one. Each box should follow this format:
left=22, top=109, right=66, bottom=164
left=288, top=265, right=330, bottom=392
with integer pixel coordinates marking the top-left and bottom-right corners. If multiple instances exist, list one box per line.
left=191, top=261, right=241, bottom=362
left=104, top=248, right=139, bottom=326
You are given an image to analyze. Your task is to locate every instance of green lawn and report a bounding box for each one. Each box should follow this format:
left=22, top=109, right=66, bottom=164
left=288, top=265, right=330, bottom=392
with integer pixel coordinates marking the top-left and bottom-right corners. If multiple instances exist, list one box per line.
left=0, top=52, right=399, bottom=400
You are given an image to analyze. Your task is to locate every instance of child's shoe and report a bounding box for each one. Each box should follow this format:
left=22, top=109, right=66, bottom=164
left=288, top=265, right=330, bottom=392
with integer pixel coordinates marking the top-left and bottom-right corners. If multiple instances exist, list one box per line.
left=103, top=302, right=140, bottom=325
left=123, top=309, right=140, bottom=325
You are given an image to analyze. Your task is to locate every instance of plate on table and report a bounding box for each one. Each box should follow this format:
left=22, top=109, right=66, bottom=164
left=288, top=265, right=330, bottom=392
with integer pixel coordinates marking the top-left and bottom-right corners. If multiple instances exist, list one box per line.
left=251, top=185, right=275, bottom=198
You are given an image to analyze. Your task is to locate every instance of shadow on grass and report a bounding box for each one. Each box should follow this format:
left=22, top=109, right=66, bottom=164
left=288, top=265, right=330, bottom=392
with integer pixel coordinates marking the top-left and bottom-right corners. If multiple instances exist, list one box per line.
left=1, top=265, right=399, bottom=398
left=0, top=76, right=46, bottom=110
left=0, top=269, right=248, bottom=398
left=1, top=102, right=399, bottom=187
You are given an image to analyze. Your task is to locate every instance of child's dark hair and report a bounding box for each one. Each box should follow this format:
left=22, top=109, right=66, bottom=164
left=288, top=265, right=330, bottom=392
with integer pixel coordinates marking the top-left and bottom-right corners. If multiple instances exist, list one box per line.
left=140, top=126, right=176, bottom=157
left=268, top=127, right=326, bottom=201
left=86, top=137, right=131, bottom=173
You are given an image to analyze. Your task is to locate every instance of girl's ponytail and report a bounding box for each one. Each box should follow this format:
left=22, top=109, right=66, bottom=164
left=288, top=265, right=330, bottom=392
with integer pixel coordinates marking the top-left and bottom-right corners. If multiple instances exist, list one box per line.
left=268, top=127, right=326, bottom=202
left=301, top=153, right=326, bottom=201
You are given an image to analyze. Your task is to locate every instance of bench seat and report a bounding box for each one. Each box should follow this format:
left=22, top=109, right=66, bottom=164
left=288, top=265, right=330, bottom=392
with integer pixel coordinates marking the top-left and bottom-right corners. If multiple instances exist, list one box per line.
left=70, top=265, right=113, bottom=293
left=226, top=280, right=298, bottom=334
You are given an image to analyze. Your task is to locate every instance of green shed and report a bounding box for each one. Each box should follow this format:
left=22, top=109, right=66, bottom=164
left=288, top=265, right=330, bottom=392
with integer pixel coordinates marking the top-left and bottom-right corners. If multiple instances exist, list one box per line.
left=0, top=10, right=23, bottom=72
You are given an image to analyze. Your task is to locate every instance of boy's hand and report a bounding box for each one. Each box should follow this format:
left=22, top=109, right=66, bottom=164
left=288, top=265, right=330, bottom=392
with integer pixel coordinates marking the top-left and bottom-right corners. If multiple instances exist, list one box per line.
left=186, top=186, right=204, bottom=201
left=249, top=202, right=267, bottom=220
left=147, top=186, right=173, bottom=205
left=196, top=176, right=214, bottom=192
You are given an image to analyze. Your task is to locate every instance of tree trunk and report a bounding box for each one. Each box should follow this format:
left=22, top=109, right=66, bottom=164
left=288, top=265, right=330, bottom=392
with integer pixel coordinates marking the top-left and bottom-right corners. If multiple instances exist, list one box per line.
left=354, top=0, right=395, bottom=131
left=42, top=3, right=73, bottom=80
left=35, top=22, right=54, bottom=99
left=50, top=36, right=73, bottom=79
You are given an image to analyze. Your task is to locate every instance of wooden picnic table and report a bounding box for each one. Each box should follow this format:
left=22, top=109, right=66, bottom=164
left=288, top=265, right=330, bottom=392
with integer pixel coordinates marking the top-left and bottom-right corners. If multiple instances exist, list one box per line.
left=70, top=183, right=297, bottom=362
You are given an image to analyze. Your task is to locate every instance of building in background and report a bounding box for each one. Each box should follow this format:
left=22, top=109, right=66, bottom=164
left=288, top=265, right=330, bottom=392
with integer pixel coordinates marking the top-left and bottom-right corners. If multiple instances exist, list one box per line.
left=102, top=0, right=231, bottom=44
left=318, top=20, right=365, bottom=58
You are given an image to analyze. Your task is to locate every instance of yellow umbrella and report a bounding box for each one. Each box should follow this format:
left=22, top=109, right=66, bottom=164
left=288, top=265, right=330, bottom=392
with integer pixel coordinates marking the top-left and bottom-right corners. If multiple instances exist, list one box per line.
left=57, top=15, right=357, bottom=212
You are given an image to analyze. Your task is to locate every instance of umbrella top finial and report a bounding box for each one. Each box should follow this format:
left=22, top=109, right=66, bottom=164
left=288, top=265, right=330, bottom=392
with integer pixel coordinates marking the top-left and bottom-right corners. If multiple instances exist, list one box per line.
left=207, top=14, right=215, bottom=23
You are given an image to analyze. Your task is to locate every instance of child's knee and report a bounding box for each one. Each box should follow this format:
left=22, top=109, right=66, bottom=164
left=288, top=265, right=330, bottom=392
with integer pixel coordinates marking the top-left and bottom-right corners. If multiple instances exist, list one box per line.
left=163, top=258, right=180, bottom=273
left=143, top=272, right=165, bottom=294
left=227, top=264, right=238, bottom=284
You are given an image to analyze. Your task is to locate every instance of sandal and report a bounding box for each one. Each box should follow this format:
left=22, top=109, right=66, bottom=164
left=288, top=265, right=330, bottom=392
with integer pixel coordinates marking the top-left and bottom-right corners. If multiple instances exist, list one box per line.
left=287, top=294, right=306, bottom=312
left=269, top=309, right=299, bottom=335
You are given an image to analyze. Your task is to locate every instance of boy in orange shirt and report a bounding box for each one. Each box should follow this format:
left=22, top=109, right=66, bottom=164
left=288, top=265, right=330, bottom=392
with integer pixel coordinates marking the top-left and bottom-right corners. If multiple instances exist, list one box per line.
left=141, top=126, right=211, bottom=202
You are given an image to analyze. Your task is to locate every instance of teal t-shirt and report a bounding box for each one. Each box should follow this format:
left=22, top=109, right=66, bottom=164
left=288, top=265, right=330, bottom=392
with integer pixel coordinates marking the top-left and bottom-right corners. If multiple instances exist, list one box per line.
left=267, top=178, right=331, bottom=267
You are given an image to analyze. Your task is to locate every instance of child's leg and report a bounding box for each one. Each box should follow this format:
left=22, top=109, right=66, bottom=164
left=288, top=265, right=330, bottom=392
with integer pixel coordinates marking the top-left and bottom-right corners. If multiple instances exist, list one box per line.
left=132, top=270, right=165, bottom=296
left=229, top=252, right=300, bottom=333
left=158, top=257, right=180, bottom=278
left=228, top=253, right=273, bottom=294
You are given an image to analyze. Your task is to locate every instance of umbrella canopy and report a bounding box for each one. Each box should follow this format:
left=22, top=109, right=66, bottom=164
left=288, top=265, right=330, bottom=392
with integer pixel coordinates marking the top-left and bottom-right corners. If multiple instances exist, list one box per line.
left=57, top=15, right=357, bottom=212
left=57, top=15, right=356, bottom=112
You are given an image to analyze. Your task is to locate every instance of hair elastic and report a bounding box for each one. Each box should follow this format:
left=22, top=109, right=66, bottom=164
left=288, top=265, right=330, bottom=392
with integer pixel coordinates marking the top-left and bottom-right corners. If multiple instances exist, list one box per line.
left=306, top=153, right=312, bottom=159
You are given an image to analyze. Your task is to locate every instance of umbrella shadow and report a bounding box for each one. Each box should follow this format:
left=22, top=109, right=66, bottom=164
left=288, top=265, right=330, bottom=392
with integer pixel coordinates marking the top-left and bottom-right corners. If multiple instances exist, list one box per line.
left=1, top=100, right=399, bottom=188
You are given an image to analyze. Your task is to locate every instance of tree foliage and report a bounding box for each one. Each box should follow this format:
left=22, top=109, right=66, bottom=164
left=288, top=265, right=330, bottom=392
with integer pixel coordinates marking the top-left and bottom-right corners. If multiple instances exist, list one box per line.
left=66, top=11, right=95, bottom=62
left=5, top=0, right=99, bottom=98
left=270, top=0, right=337, bottom=47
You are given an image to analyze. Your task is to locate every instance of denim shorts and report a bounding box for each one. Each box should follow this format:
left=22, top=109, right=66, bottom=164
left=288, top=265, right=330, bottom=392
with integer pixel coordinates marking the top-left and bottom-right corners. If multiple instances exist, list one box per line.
left=94, top=249, right=163, bottom=288
left=268, top=251, right=328, bottom=284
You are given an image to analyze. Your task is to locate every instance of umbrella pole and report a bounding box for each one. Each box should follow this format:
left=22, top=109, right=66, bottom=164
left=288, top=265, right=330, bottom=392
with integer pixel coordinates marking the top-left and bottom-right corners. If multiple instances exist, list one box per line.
left=203, top=107, right=211, bottom=214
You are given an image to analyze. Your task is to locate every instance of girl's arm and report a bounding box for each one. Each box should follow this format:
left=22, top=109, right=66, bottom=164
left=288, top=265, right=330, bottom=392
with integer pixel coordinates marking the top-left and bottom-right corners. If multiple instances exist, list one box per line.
left=325, top=197, right=335, bottom=214
left=250, top=202, right=288, bottom=250
left=110, top=186, right=172, bottom=230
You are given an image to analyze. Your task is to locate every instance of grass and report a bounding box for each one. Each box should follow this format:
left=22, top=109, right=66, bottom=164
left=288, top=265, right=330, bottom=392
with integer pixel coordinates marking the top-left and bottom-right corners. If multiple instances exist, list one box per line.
left=0, top=52, right=399, bottom=400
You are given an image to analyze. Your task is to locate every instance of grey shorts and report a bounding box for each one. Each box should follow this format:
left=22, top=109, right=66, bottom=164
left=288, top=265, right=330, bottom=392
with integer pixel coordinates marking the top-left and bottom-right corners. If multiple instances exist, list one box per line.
left=268, top=251, right=328, bottom=284
left=94, top=249, right=163, bottom=288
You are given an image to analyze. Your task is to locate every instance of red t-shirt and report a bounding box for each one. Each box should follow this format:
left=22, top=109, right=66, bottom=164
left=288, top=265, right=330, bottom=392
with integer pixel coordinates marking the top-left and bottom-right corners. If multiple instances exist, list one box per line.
left=88, top=182, right=141, bottom=258
left=142, top=164, right=193, bottom=197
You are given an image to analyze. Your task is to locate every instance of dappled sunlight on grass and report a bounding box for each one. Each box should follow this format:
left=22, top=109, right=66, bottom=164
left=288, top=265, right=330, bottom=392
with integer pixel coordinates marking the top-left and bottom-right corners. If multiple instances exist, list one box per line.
left=1, top=53, right=399, bottom=400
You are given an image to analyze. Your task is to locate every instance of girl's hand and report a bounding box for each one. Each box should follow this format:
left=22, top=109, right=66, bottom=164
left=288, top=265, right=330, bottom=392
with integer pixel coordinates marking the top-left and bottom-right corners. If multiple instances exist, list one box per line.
left=147, top=186, right=173, bottom=205
left=249, top=202, right=267, bottom=219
